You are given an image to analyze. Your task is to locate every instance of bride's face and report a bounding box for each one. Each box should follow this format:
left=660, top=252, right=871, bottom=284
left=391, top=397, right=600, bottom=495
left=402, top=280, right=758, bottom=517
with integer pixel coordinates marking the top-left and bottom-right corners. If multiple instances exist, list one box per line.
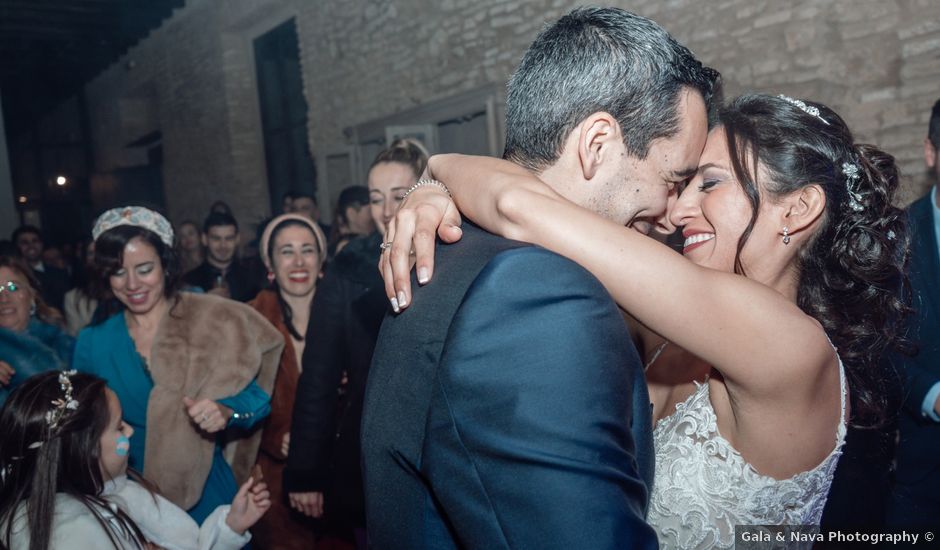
left=669, top=128, right=778, bottom=274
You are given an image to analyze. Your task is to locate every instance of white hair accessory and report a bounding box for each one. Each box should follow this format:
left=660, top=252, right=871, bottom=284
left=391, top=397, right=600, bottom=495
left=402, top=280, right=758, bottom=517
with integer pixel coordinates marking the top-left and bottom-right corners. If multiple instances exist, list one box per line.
left=92, top=206, right=174, bottom=246
left=45, top=370, right=79, bottom=429
left=843, top=162, right=865, bottom=212
left=777, top=95, right=830, bottom=126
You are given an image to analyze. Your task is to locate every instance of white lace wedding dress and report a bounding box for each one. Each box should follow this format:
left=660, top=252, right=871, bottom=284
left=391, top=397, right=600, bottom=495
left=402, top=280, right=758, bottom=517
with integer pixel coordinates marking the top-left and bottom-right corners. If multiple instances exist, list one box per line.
left=647, top=361, right=847, bottom=549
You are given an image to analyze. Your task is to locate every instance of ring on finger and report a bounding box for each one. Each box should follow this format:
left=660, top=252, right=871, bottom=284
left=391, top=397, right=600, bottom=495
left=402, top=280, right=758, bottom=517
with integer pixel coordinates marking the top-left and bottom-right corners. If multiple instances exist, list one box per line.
left=201, top=413, right=209, bottom=422
left=379, top=242, right=393, bottom=251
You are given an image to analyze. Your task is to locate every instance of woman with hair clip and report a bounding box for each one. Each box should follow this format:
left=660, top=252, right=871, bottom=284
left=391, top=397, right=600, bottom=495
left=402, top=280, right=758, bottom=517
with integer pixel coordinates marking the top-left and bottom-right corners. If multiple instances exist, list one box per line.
left=381, top=95, right=910, bottom=549
left=247, top=213, right=327, bottom=549
left=72, top=206, right=284, bottom=525
left=284, top=138, right=427, bottom=548
left=0, top=371, right=271, bottom=549
left=0, top=256, right=74, bottom=406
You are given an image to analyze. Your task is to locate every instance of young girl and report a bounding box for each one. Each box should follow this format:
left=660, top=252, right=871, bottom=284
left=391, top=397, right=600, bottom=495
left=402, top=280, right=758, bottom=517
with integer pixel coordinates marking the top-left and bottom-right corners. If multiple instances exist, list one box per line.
left=0, top=371, right=270, bottom=550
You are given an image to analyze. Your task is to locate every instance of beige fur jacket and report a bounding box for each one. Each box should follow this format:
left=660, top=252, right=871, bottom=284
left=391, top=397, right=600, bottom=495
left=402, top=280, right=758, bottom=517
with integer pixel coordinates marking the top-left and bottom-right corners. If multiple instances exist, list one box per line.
left=146, top=292, right=283, bottom=509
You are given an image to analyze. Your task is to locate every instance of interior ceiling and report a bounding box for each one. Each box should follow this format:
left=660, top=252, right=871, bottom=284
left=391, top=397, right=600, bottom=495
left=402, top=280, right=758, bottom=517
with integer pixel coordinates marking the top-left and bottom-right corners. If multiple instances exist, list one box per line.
left=0, top=0, right=184, bottom=137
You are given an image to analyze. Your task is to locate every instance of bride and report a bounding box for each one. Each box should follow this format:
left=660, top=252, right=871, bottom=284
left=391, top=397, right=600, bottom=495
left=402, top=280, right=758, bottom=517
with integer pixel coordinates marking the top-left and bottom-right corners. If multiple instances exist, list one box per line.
left=379, top=94, right=909, bottom=548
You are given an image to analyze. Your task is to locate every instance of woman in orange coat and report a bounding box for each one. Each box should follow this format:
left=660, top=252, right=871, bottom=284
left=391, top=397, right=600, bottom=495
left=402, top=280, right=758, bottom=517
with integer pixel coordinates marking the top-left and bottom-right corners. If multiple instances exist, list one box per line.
left=249, top=214, right=327, bottom=549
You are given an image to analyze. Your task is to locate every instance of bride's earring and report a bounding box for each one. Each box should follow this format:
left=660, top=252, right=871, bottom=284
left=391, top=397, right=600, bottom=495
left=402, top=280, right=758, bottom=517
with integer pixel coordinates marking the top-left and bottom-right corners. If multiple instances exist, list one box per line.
left=782, top=226, right=791, bottom=245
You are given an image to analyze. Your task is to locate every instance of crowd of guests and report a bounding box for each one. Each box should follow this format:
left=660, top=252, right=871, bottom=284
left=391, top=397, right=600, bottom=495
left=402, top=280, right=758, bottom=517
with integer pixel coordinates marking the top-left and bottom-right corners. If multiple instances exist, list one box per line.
left=0, top=8, right=938, bottom=548
left=0, top=138, right=426, bottom=549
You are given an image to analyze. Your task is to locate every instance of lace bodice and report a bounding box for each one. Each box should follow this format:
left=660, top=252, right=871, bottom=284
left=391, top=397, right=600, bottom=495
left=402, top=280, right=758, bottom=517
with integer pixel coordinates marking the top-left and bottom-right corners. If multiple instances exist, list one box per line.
left=648, top=360, right=847, bottom=550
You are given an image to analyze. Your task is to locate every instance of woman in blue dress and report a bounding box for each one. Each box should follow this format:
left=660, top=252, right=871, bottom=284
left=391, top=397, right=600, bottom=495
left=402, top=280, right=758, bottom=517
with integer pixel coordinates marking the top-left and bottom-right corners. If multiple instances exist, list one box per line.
left=73, top=206, right=283, bottom=523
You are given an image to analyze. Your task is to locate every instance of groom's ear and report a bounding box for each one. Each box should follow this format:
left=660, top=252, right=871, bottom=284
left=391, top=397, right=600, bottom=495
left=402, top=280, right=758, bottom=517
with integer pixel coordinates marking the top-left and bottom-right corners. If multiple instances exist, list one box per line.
left=577, top=112, right=622, bottom=180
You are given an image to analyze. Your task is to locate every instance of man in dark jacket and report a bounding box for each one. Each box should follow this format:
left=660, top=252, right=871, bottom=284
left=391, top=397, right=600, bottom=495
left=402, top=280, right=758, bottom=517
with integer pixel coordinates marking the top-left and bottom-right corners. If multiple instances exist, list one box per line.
left=887, top=98, right=940, bottom=526
left=183, top=212, right=259, bottom=302
left=361, top=8, right=717, bottom=549
left=11, top=225, right=70, bottom=311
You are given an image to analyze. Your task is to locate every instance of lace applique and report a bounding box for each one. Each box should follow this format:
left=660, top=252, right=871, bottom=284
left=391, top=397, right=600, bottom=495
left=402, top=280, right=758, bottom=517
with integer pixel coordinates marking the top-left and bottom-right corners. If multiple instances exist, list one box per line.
left=648, top=359, right=847, bottom=550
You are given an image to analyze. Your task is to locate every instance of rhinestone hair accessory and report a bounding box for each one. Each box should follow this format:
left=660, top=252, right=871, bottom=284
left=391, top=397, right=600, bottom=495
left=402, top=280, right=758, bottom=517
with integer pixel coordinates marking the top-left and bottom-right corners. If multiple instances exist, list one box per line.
left=92, top=206, right=174, bottom=246
left=843, top=162, right=865, bottom=212
left=45, top=370, right=79, bottom=429
left=777, top=95, right=830, bottom=126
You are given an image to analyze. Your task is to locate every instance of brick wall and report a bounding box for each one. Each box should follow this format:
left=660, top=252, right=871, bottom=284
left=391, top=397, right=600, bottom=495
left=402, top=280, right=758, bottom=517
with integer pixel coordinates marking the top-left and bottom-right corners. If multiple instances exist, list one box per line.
left=20, top=0, right=299, bottom=234
left=24, top=0, right=940, bottom=229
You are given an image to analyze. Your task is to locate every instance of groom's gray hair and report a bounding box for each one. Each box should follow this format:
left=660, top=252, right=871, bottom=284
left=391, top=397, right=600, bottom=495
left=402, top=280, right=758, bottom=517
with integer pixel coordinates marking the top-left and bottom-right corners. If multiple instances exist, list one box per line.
left=503, top=6, right=720, bottom=170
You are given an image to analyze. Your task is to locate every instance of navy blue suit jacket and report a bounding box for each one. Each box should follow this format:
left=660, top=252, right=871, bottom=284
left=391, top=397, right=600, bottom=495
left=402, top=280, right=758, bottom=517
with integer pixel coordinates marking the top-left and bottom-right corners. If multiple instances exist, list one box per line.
left=361, top=224, right=655, bottom=549
left=891, top=191, right=940, bottom=519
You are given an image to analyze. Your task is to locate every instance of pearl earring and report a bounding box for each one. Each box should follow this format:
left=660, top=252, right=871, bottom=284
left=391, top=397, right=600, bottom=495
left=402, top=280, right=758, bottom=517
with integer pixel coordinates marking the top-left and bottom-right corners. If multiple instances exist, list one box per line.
left=782, top=227, right=791, bottom=245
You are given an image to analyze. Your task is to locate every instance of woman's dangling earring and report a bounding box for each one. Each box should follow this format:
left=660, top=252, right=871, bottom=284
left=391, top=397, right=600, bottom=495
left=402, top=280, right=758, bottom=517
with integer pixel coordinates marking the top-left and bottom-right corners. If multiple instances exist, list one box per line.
left=267, top=271, right=276, bottom=283
left=782, top=226, right=791, bottom=245
left=29, top=301, right=37, bottom=316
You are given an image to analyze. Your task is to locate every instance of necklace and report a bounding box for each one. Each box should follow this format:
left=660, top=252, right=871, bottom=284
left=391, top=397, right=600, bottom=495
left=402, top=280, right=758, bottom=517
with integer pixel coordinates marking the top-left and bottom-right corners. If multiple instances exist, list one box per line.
left=644, top=341, right=669, bottom=372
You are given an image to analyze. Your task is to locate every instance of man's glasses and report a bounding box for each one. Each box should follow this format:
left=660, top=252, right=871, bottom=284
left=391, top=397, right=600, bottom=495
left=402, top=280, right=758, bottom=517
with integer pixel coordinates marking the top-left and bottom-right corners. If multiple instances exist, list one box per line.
left=0, top=281, right=20, bottom=294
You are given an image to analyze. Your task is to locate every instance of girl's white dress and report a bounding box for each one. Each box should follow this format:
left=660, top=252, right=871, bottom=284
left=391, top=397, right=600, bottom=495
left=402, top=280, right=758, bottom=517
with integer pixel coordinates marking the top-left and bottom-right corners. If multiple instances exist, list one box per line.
left=7, top=475, right=250, bottom=550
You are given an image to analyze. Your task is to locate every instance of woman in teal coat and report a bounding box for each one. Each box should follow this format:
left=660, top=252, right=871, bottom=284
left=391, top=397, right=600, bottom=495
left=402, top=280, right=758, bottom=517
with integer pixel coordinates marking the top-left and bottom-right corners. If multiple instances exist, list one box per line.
left=74, top=206, right=283, bottom=523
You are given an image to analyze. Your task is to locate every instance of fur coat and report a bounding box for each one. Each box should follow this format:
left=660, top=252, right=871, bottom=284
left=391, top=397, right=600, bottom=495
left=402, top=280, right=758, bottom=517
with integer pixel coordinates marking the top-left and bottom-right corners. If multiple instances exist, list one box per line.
left=145, top=292, right=283, bottom=508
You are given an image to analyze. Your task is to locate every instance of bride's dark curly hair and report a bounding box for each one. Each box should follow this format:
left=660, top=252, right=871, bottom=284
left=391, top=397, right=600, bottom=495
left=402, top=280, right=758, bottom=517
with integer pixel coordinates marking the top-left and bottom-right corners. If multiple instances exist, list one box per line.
left=719, top=93, right=911, bottom=428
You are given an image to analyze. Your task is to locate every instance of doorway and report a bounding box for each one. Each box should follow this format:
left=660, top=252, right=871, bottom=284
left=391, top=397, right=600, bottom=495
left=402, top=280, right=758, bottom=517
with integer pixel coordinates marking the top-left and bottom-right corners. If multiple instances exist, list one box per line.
left=254, top=18, right=316, bottom=212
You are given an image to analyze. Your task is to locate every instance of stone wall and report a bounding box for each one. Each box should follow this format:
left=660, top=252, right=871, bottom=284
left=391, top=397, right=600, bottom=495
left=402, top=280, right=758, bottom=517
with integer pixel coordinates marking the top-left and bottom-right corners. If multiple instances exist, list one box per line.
left=295, top=0, right=939, bottom=206
left=18, top=0, right=940, bottom=229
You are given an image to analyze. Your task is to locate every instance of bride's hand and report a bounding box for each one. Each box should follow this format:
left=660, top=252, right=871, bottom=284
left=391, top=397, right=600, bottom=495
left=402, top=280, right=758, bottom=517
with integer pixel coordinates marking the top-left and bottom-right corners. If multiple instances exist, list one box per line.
left=380, top=184, right=463, bottom=312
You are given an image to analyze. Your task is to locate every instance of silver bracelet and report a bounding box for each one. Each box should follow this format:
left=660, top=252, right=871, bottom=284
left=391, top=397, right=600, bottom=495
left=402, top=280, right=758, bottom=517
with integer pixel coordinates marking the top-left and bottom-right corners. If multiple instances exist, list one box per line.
left=402, top=178, right=451, bottom=202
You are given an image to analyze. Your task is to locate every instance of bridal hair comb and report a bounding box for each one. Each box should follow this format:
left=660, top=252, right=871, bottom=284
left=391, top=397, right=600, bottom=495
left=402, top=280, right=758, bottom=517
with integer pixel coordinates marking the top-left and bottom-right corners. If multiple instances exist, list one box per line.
left=777, top=94, right=830, bottom=126
left=842, top=162, right=865, bottom=212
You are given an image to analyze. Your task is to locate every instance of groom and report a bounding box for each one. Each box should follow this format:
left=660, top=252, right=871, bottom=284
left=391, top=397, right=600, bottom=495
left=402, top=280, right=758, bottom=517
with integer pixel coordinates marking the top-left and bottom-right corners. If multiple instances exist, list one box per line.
left=361, top=7, right=718, bottom=548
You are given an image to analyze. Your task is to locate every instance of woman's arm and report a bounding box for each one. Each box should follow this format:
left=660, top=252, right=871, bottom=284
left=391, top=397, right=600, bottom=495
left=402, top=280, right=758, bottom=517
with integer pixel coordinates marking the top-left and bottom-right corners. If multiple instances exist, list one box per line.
left=182, top=382, right=270, bottom=434
left=217, top=381, right=271, bottom=429
left=388, top=154, right=833, bottom=395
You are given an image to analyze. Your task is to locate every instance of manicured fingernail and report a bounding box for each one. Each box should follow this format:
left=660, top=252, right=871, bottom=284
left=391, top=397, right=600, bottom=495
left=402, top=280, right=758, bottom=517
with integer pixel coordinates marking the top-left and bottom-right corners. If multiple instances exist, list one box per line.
left=397, top=291, right=407, bottom=308
left=417, top=267, right=429, bottom=284
left=390, top=297, right=400, bottom=313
